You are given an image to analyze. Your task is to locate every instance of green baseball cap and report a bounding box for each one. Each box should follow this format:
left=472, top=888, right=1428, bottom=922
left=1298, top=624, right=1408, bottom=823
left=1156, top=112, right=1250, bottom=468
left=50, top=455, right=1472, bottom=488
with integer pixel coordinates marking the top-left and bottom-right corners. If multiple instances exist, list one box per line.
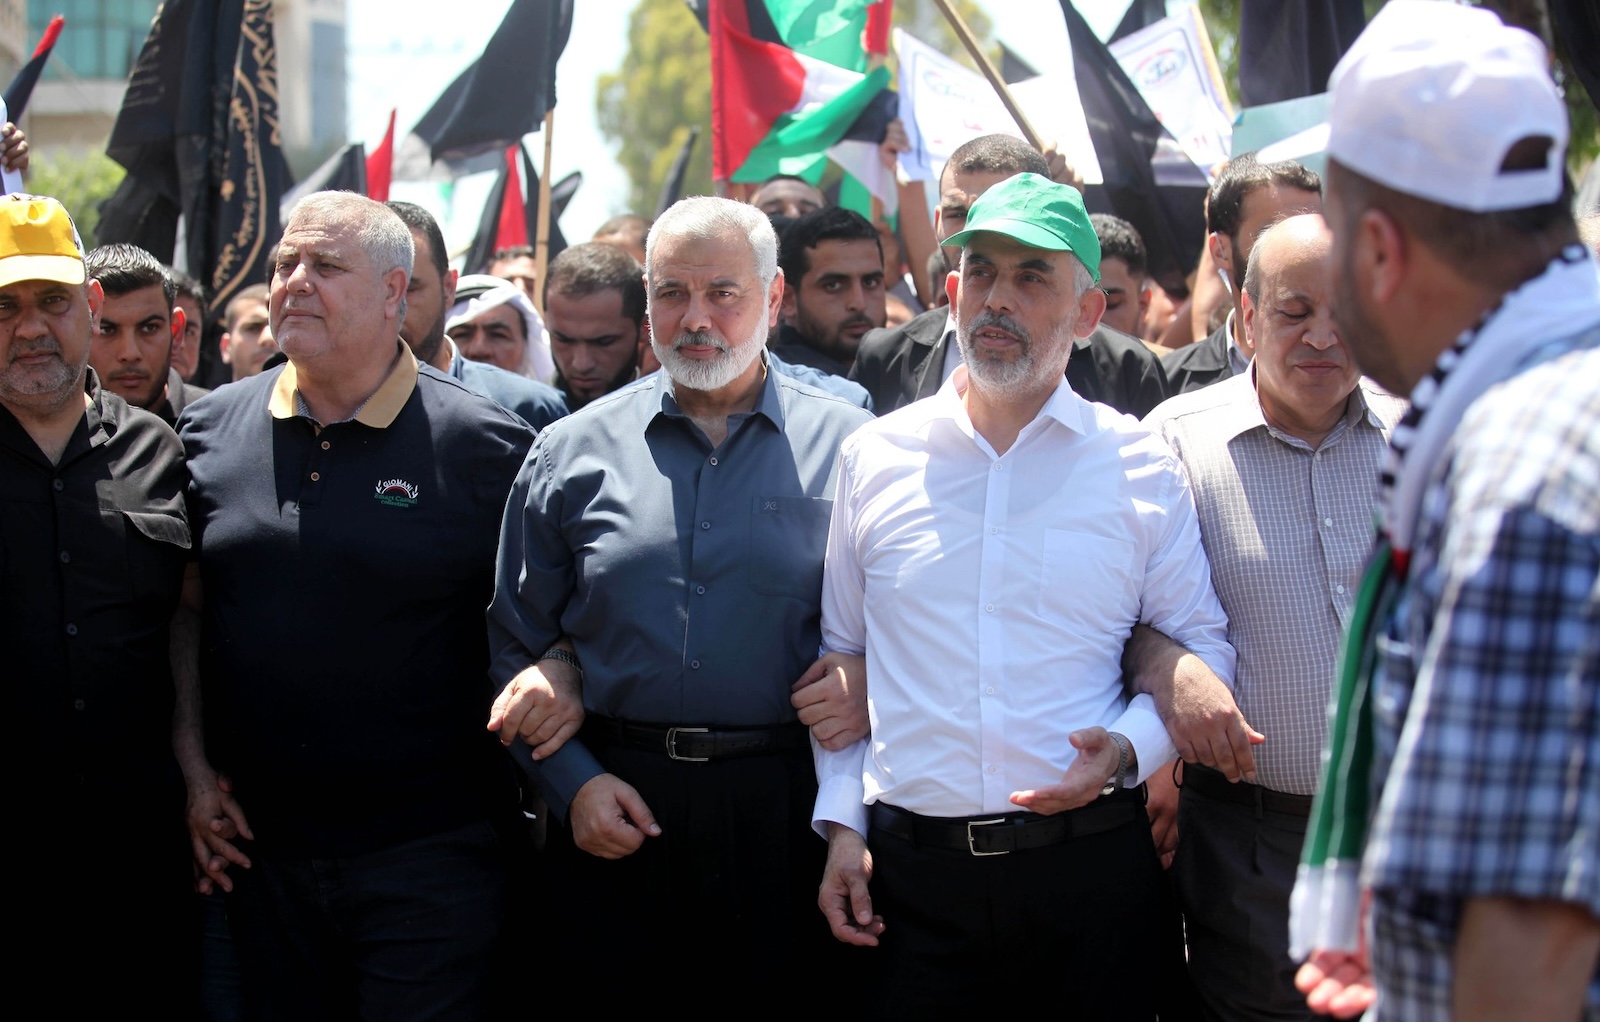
left=942, top=172, right=1101, bottom=282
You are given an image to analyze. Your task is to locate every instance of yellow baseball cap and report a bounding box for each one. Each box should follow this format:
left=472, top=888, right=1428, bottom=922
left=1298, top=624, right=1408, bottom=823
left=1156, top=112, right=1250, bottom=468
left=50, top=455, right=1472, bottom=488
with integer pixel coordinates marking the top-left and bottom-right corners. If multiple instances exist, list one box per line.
left=0, top=194, right=86, bottom=289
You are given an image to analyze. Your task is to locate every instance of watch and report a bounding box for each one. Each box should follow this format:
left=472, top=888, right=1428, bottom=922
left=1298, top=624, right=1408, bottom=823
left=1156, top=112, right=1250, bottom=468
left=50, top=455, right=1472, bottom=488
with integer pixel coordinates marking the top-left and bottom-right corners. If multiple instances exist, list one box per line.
left=1099, top=731, right=1135, bottom=797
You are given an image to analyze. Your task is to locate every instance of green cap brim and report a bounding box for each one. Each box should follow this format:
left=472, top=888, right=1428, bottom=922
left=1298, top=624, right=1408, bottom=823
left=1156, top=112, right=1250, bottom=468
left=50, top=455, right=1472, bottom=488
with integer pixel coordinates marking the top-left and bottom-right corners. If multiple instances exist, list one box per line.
left=943, top=221, right=1101, bottom=282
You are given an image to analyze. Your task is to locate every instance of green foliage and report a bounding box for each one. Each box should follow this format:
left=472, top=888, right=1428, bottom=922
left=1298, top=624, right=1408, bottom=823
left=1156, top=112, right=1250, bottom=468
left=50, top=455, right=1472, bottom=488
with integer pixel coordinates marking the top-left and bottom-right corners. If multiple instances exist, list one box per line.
left=597, top=0, right=712, bottom=216
left=1196, top=0, right=1597, bottom=176
left=596, top=0, right=994, bottom=215
left=24, top=151, right=126, bottom=249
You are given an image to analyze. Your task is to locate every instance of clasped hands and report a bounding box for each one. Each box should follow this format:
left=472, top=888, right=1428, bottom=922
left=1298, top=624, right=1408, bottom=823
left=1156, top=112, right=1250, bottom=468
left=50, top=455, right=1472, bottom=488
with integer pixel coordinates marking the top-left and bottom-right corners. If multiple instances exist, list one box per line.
left=485, top=649, right=869, bottom=860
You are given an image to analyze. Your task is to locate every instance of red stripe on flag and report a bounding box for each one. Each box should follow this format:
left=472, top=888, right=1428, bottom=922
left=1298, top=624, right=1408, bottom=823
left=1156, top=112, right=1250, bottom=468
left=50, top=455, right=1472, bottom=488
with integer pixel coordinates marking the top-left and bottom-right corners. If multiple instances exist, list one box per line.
left=864, top=2, right=891, bottom=56
left=496, top=144, right=528, bottom=249
left=34, top=15, right=64, bottom=59
left=709, top=0, right=806, bottom=181
left=365, top=109, right=395, bottom=201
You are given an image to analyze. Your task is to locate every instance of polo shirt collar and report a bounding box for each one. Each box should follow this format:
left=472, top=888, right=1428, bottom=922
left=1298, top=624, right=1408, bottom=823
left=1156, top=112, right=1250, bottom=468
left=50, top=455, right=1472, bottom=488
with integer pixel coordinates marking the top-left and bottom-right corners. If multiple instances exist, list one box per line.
left=269, top=343, right=418, bottom=428
left=653, top=352, right=785, bottom=432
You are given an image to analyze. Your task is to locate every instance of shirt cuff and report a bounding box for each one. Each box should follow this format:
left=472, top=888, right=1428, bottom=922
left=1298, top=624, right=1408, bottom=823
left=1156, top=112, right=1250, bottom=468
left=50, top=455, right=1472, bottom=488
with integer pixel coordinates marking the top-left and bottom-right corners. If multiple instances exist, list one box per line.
left=518, top=736, right=606, bottom=822
left=812, top=772, right=870, bottom=841
left=1112, top=692, right=1177, bottom=787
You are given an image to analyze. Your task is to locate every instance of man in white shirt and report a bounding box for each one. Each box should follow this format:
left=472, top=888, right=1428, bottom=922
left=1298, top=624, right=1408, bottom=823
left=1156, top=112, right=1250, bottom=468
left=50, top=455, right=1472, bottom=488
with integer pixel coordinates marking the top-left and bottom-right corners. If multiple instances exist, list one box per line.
left=813, top=173, right=1236, bottom=1013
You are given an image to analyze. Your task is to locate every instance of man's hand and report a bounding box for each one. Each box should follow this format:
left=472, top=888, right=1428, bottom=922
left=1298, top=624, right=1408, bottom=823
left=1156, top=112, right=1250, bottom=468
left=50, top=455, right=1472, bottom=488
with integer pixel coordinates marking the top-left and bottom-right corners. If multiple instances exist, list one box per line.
left=791, top=651, right=867, bottom=750
left=820, top=823, right=884, bottom=946
left=1126, top=625, right=1264, bottom=782
left=2, top=123, right=29, bottom=174
left=1159, top=659, right=1264, bottom=782
left=185, top=769, right=253, bottom=894
left=568, top=773, right=660, bottom=860
left=1040, top=141, right=1083, bottom=191
left=1010, top=726, right=1119, bottom=815
left=1296, top=948, right=1375, bottom=1018
left=1146, top=761, right=1180, bottom=869
left=879, top=117, right=910, bottom=171
left=487, top=655, right=583, bottom=760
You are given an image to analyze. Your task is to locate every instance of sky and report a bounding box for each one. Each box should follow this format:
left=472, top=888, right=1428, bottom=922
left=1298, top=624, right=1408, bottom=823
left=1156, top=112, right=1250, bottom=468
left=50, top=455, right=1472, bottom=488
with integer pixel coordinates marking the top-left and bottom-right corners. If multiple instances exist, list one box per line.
left=345, top=0, right=1146, bottom=252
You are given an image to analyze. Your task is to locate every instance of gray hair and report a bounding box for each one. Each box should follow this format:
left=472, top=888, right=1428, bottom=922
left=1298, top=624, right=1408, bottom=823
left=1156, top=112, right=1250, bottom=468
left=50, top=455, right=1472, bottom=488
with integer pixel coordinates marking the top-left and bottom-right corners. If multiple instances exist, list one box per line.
left=286, top=191, right=415, bottom=280
left=646, top=195, right=778, bottom=289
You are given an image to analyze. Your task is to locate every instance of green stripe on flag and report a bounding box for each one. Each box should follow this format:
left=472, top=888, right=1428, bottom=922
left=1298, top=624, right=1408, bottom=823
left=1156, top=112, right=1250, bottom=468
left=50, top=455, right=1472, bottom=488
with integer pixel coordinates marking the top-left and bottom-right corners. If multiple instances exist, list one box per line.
left=732, top=65, right=891, bottom=184
left=763, top=0, right=874, bottom=71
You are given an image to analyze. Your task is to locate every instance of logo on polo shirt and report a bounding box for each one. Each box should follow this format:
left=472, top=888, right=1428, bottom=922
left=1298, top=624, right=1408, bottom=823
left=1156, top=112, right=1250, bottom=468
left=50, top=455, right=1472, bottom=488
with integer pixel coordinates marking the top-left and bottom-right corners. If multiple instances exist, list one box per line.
left=374, top=478, right=419, bottom=508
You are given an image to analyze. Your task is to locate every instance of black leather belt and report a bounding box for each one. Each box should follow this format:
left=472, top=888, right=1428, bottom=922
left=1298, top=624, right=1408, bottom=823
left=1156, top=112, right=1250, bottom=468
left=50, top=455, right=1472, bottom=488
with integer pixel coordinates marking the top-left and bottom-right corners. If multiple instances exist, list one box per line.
left=869, top=792, right=1143, bottom=856
left=1183, top=763, right=1314, bottom=818
left=583, top=715, right=808, bottom=762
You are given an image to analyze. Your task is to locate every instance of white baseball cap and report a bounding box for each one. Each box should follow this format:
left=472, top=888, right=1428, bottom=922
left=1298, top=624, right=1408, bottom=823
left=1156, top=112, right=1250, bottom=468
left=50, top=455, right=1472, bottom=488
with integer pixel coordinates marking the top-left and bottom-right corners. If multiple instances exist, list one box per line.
left=1326, top=0, right=1567, bottom=212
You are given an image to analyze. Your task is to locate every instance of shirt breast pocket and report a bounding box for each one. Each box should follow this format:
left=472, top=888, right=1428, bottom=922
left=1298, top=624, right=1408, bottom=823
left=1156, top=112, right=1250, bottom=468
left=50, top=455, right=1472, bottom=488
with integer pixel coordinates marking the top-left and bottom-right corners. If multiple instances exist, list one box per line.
left=747, top=495, right=832, bottom=600
left=1038, top=528, right=1136, bottom=630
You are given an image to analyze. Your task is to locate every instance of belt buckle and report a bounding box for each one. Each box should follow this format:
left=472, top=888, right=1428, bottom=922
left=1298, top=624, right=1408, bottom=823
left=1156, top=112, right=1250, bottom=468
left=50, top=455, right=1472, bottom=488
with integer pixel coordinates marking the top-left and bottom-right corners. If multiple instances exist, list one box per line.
left=966, top=817, right=1009, bottom=856
left=665, top=726, right=710, bottom=762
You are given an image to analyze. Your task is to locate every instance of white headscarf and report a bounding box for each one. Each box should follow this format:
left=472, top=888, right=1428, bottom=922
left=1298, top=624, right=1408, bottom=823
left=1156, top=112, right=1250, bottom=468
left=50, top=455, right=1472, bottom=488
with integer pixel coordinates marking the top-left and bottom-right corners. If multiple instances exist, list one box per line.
left=446, top=274, right=555, bottom=382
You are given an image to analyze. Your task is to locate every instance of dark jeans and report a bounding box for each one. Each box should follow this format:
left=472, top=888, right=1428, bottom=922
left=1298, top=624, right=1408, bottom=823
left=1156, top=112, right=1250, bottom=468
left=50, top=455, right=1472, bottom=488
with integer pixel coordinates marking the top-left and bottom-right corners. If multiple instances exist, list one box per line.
left=866, top=793, right=1178, bottom=1016
left=228, top=818, right=527, bottom=1022
left=1175, top=775, right=1332, bottom=1022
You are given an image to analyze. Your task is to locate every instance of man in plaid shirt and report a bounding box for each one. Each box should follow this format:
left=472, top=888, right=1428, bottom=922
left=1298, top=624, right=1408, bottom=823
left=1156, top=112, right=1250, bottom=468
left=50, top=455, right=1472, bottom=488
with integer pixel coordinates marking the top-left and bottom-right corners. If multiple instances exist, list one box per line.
left=1293, top=3, right=1600, bottom=1018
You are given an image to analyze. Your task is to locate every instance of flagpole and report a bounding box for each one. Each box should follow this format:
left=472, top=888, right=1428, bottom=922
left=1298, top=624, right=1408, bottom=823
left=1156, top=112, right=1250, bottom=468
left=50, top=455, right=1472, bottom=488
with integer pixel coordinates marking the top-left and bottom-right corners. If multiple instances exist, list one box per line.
left=930, top=0, right=1044, bottom=152
left=1189, top=4, right=1233, bottom=119
left=534, top=108, right=555, bottom=315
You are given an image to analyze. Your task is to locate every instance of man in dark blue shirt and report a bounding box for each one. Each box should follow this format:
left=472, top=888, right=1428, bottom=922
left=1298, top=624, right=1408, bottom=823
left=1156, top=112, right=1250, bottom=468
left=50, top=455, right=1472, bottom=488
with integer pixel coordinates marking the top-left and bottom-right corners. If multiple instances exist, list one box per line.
left=176, top=192, right=536, bottom=1019
left=489, top=196, right=873, bottom=992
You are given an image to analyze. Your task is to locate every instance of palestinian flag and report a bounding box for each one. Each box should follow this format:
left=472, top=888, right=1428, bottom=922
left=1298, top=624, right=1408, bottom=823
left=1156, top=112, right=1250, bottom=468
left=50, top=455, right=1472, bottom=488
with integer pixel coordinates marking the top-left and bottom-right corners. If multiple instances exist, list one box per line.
left=693, top=1, right=887, bottom=71
left=710, top=1, right=891, bottom=185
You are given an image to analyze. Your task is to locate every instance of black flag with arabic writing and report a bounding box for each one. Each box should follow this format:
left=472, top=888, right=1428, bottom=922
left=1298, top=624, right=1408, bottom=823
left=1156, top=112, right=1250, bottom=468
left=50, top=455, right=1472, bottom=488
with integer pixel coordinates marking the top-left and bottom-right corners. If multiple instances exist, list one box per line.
left=98, top=0, right=290, bottom=318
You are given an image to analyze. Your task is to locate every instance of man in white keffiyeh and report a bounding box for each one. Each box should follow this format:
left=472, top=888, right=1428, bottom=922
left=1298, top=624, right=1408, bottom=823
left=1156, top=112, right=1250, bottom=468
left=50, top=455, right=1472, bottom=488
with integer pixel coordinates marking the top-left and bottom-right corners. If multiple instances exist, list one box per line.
left=1290, top=3, right=1600, bottom=1019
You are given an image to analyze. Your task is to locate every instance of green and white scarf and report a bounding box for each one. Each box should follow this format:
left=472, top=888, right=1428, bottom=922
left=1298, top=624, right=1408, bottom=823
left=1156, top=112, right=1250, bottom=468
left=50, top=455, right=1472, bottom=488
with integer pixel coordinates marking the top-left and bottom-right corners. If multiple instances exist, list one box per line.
left=1289, top=245, right=1599, bottom=959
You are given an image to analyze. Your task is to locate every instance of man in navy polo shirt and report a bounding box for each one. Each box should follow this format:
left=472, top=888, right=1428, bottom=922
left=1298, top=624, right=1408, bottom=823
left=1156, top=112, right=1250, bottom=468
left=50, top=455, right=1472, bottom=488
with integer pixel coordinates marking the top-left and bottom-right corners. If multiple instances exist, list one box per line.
left=174, top=192, right=536, bottom=1019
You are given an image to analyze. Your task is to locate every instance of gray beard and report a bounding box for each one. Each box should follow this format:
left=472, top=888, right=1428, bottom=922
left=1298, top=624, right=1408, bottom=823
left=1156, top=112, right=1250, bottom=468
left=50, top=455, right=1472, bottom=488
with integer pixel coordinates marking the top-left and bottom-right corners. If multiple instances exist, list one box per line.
left=652, top=328, right=763, bottom=393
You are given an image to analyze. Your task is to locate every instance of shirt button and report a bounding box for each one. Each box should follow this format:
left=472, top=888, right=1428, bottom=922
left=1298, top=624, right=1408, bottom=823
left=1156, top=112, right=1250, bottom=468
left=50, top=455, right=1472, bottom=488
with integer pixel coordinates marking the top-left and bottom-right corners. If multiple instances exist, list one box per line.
left=65, top=623, right=78, bottom=636
left=1336, top=584, right=1346, bottom=595
left=695, top=585, right=706, bottom=595
left=985, top=686, right=995, bottom=695
left=310, top=471, right=321, bottom=481
left=989, top=527, right=998, bottom=535
left=700, top=521, right=710, bottom=530
left=690, top=659, right=701, bottom=670
left=321, top=440, right=331, bottom=450
left=52, top=478, right=64, bottom=492
left=993, top=463, right=1004, bottom=472
left=986, top=764, right=998, bottom=775
left=73, top=699, right=85, bottom=711
left=59, top=550, right=70, bottom=564
left=1324, top=517, right=1334, bottom=527
left=708, top=456, right=718, bottom=466
left=985, top=603, right=995, bottom=613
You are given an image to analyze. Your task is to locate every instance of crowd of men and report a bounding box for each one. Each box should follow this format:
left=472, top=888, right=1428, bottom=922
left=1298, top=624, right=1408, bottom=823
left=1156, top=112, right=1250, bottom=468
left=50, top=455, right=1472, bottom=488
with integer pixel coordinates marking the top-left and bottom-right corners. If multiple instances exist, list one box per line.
left=3, top=1, right=1599, bottom=1018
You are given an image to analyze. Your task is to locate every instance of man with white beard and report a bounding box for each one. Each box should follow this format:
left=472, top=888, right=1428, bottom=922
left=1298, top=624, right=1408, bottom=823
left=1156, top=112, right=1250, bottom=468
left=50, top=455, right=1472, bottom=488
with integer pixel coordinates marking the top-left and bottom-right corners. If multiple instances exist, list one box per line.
left=487, top=195, right=874, bottom=992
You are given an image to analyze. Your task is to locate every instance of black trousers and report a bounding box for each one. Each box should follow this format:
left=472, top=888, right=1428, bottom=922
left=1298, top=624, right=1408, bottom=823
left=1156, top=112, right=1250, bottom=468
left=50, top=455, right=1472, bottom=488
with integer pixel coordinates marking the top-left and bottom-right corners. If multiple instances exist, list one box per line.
left=866, top=794, right=1179, bottom=1017
left=228, top=817, right=531, bottom=1022
left=541, top=743, right=869, bottom=994
left=1174, top=776, right=1331, bottom=1022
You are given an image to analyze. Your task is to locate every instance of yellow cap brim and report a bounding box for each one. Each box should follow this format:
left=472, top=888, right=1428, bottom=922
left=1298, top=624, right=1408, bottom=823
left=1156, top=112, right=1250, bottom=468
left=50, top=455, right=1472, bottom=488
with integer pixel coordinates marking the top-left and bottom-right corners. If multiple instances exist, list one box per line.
left=0, top=253, right=86, bottom=289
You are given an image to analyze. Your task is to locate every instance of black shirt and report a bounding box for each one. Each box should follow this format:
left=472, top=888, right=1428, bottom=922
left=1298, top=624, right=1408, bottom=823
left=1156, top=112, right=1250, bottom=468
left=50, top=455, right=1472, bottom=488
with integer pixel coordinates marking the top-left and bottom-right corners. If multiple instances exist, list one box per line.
left=180, top=351, right=537, bottom=856
left=0, top=370, right=190, bottom=818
